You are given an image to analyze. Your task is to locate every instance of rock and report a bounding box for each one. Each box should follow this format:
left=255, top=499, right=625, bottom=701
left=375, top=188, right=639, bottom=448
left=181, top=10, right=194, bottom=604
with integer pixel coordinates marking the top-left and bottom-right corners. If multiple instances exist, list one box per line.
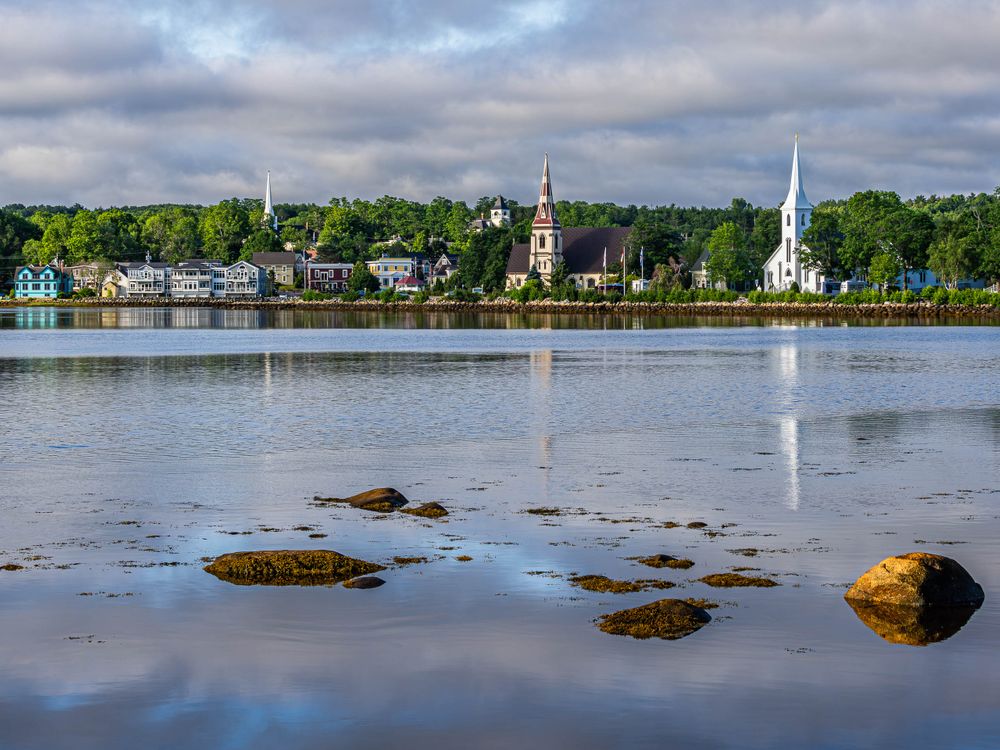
left=1, top=563, right=25, bottom=571
left=204, top=549, right=385, bottom=586
left=844, top=552, right=984, bottom=607
left=313, top=487, right=409, bottom=513
left=698, top=573, right=780, bottom=588
left=846, top=599, right=979, bottom=646
left=637, top=554, right=695, bottom=570
left=342, top=575, right=386, bottom=589
left=597, top=598, right=712, bottom=640
left=400, top=502, right=449, bottom=518
left=570, top=575, right=675, bottom=593
left=686, top=521, right=707, bottom=529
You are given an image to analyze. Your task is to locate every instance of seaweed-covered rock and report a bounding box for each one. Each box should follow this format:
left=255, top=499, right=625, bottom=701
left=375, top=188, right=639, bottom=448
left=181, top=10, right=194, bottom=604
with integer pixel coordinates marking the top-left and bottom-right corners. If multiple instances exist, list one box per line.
left=400, top=502, right=449, bottom=518
left=204, top=549, right=385, bottom=586
left=598, top=598, right=711, bottom=640
left=846, top=599, right=979, bottom=646
left=342, top=575, right=386, bottom=589
left=313, top=487, right=409, bottom=513
left=699, top=573, right=779, bottom=588
left=1, top=563, right=25, bottom=571
left=844, top=553, right=984, bottom=607
left=637, top=554, right=694, bottom=570
left=569, top=575, right=674, bottom=593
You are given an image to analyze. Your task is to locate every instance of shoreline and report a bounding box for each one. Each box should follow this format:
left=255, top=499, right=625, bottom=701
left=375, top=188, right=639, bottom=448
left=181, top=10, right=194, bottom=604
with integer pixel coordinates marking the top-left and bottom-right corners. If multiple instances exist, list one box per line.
left=3, top=296, right=1000, bottom=320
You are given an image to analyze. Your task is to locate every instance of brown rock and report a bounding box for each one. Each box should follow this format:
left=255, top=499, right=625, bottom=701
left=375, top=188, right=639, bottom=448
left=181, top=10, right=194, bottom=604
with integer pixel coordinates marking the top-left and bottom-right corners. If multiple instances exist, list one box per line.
left=699, top=573, right=779, bottom=588
left=204, top=549, right=385, bottom=586
left=597, top=598, right=712, bottom=640
left=400, top=502, right=449, bottom=518
left=846, top=599, right=979, bottom=646
left=313, top=487, right=409, bottom=513
left=637, top=554, right=694, bottom=570
left=342, top=575, right=386, bottom=589
left=844, top=552, right=984, bottom=607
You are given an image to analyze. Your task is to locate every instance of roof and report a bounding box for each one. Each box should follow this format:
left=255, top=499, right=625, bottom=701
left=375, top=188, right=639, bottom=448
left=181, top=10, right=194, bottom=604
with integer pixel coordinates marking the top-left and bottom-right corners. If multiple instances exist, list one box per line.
left=690, top=249, right=710, bottom=273
left=396, top=275, right=425, bottom=286
left=252, top=251, right=296, bottom=265
left=781, top=136, right=813, bottom=211
left=118, top=262, right=170, bottom=269
left=493, top=195, right=508, bottom=210
left=506, top=226, right=632, bottom=275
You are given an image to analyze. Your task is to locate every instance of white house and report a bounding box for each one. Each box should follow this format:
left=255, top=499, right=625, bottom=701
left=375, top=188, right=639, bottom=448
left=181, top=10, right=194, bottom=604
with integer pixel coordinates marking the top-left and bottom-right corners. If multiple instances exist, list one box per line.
left=222, top=261, right=268, bottom=297
left=763, top=137, right=829, bottom=293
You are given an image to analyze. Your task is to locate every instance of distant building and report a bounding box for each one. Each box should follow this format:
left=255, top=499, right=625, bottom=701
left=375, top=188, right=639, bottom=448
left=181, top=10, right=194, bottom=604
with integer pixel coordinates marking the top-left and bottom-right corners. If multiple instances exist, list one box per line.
left=13, top=264, right=74, bottom=298
left=470, top=196, right=512, bottom=232
left=117, top=262, right=171, bottom=297
left=222, top=261, right=268, bottom=298
left=763, top=136, right=829, bottom=293
left=367, top=255, right=416, bottom=289
left=506, top=154, right=631, bottom=290
left=170, top=260, right=224, bottom=298
left=64, top=263, right=105, bottom=291
left=429, top=253, right=460, bottom=287
left=262, top=171, right=278, bottom=231
left=690, top=250, right=726, bottom=290
left=307, top=262, right=354, bottom=293
left=252, top=251, right=297, bottom=287
left=395, top=276, right=426, bottom=293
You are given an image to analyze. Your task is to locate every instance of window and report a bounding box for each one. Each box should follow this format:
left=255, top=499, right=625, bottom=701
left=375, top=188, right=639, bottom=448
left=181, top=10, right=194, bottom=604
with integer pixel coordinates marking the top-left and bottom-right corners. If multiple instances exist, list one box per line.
left=801, top=214, right=805, bottom=226
left=786, top=238, right=791, bottom=263
left=539, top=234, right=546, bottom=249
left=786, top=214, right=791, bottom=226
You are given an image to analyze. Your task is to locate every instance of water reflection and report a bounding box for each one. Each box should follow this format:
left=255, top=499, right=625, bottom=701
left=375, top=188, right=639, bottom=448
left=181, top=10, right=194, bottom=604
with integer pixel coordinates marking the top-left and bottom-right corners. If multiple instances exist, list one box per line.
left=846, top=600, right=980, bottom=646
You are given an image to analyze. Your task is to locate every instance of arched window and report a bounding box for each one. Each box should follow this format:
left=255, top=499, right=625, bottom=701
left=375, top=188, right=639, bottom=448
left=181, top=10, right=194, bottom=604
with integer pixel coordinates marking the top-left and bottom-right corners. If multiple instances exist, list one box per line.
left=786, top=238, right=791, bottom=263
left=800, top=214, right=805, bottom=226
left=539, top=234, right=546, bottom=249
left=786, top=214, right=791, bottom=226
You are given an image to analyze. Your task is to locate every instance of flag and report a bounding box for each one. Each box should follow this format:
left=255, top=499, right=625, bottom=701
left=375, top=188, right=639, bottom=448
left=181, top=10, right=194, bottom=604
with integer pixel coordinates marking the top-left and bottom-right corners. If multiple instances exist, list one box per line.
left=603, top=247, right=607, bottom=268
left=640, top=247, right=644, bottom=266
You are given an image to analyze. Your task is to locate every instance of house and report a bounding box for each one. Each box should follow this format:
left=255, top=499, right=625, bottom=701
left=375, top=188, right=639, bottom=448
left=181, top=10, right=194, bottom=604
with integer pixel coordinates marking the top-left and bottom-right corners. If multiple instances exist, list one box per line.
left=221, top=261, right=267, bottom=297
left=367, top=255, right=416, bottom=289
left=13, top=264, right=75, bottom=298
left=763, top=136, right=829, bottom=293
left=170, top=260, right=223, bottom=298
left=252, top=251, right=297, bottom=288
left=395, top=276, right=426, bottom=293
left=307, top=262, right=354, bottom=293
left=470, top=196, right=512, bottom=232
left=506, top=155, right=632, bottom=290
left=117, top=262, right=171, bottom=297
left=429, top=253, right=460, bottom=287
left=64, top=263, right=105, bottom=291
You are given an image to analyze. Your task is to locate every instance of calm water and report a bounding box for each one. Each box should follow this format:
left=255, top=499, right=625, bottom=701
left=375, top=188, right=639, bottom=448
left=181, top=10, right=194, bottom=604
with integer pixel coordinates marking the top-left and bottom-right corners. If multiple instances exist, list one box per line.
left=1, top=306, right=999, bottom=749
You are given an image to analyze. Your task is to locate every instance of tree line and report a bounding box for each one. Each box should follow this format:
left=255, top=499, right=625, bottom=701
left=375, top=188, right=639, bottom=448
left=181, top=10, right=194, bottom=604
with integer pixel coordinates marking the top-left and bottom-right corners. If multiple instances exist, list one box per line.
left=3, top=187, right=1000, bottom=292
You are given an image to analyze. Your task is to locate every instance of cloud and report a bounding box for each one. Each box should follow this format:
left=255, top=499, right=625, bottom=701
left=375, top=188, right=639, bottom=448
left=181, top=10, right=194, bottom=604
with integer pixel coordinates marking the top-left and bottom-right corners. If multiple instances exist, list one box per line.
left=1, top=0, right=999, bottom=208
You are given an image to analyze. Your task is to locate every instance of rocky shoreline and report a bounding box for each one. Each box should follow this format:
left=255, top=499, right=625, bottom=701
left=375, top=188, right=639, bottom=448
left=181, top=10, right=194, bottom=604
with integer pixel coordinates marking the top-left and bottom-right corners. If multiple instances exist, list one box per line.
left=4, top=296, right=1000, bottom=320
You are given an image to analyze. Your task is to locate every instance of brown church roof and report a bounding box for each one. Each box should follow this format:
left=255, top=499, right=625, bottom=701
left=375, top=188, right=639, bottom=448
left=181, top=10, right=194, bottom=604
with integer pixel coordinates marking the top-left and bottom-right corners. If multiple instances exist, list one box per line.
left=506, top=226, right=632, bottom=275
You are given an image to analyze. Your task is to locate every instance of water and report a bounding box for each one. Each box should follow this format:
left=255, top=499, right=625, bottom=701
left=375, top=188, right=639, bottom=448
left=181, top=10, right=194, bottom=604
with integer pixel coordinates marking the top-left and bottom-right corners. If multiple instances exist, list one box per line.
left=1, top=306, right=999, bottom=749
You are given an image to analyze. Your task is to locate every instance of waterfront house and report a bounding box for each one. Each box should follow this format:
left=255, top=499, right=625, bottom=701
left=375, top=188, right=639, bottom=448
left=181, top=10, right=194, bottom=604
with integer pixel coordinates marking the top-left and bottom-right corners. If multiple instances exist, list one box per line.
left=429, top=253, right=460, bottom=287
left=222, top=261, right=267, bottom=298
left=13, top=264, right=74, bottom=298
left=506, top=155, right=632, bottom=290
left=306, top=262, right=353, bottom=293
left=367, top=255, right=416, bottom=289
left=116, top=262, right=171, bottom=297
left=65, top=263, right=105, bottom=291
left=170, top=260, right=223, bottom=298
left=252, top=251, right=297, bottom=288
left=395, top=275, right=426, bottom=293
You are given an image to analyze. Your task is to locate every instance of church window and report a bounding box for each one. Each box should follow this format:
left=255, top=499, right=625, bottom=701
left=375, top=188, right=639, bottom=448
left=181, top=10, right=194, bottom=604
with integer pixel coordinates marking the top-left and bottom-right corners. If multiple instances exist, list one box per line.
left=786, top=215, right=791, bottom=227
left=786, top=238, right=791, bottom=262
left=539, top=234, right=546, bottom=249
left=801, top=214, right=805, bottom=226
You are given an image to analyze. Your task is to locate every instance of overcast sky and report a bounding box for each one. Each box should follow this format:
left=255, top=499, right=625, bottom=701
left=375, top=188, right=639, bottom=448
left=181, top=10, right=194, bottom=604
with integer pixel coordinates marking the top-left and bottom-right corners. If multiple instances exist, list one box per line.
left=1, top=0, right=999, bottom=209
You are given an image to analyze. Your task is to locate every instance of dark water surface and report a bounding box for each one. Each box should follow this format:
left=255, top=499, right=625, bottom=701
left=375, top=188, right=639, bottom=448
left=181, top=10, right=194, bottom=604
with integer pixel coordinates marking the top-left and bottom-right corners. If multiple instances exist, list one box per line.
left=1, top=307, right=999, bottom=749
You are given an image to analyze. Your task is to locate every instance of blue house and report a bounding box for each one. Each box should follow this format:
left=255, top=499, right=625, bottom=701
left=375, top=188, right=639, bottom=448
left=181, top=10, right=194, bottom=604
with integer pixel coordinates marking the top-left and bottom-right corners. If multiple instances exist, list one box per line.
left=13, top=264, right=75, bottom=298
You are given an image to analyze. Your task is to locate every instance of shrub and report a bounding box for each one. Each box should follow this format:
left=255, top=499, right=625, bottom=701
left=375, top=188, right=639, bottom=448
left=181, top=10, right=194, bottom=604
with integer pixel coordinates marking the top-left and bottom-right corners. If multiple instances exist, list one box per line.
left=302, top=290, right=333, bottom=301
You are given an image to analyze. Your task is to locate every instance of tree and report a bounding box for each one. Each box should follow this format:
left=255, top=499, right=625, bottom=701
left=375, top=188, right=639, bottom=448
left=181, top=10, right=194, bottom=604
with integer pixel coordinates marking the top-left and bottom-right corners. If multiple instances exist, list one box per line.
left=841, top=190, right=904, bottom=276
left=142, top=208, right=199, bottom=263
left=748, top=207, right=781, bottom=269
left=704, top=221, right=752, bottom=288
left=868, top=251, right=901, bottom=290
left=881, top=206, right=933, bottom=289
left=240, top=228, right=283, bottom=261
left=201, top=199, right=251, bottom=262
left=347, top=260, right=380, bottom=293
left=526, top=264, right=542, bottom=283
left=800, top=209, right=845, bottom=280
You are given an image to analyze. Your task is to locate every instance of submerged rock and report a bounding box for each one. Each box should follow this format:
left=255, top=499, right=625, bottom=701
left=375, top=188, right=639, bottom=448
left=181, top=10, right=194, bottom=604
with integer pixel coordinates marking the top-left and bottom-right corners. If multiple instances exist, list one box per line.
left=204, top=550, right=385, bottom=586
left=569, top=575, right=674, bottom=594
left=400, top=502, right=449, bottom=518
left=598, top=598, right=711, bottom=640
left=846, top=599, right=979, bottom=646
left=844, top=552, right=984, bottom=607
left=313, top=487, right=409, bottom=513
left=1, top=563, right=25, bottom=571
left=342, top=575, right=386, bottom=589
left=699, top=573, right=780, bottom=588
left=637, top=554, right=695, bottom=570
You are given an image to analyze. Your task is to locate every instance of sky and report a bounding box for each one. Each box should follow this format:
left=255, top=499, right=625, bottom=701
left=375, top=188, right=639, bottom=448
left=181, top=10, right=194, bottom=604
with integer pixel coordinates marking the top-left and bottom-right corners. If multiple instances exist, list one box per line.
left=1, top=0, right=999, bottom=209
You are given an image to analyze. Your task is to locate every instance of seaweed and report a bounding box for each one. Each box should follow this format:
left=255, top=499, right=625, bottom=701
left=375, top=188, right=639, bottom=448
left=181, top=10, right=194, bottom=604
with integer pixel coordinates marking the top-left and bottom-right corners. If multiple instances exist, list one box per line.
left=698, top=573, right=780, bottom=588
left=597, top=598, right=711, bottom=640
left=204, top=549, right=385, bottom=586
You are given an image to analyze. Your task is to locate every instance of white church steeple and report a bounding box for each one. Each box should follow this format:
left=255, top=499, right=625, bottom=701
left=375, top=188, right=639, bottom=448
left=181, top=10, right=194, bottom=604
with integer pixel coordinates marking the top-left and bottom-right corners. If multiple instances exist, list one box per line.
left=263, top=171, right=277, bottom=231
left=781, top=134, right=812, bottom=212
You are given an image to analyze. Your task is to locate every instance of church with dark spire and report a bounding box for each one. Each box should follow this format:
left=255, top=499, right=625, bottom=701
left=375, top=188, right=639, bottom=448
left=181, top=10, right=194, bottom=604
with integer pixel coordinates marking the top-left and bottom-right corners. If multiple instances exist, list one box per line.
left=506, top=154, right=631, bottom=289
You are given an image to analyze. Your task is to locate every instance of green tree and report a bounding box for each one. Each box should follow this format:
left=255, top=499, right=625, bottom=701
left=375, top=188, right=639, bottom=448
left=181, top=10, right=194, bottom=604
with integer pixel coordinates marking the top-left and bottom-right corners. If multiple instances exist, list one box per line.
left=142, top=208, right=199, bottom=263
left=240, top=228, right=283, bottom=261
left=748, top=207, right=781, bottom=269
left=881, top=206, right=933, bottom=289
left=868, top=251, right=901, bottom=290
left=841, top=190, right=904, bottom=276
left=201, top=199, right=251, bottom=262
left=347, top=260, right=380, bottom=293
left=800, top=209, right=845, bottom=280
left=444, top=201, right=471, bottom=243
left=704, top=221, right=752, bottom=288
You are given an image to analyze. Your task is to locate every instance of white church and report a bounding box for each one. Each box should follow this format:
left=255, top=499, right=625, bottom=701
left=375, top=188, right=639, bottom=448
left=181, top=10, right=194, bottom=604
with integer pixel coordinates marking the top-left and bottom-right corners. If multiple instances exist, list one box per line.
left=763, top=137, right=833, bottom=293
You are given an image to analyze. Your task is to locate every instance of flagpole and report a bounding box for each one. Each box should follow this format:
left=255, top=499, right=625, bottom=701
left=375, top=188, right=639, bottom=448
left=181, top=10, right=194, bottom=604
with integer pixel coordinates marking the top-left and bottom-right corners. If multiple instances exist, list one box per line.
left=622, top=244, right=627, bottom=295
left=640, top=246, right=645, bottom=285
left=602, top=246, right=607, bottom=294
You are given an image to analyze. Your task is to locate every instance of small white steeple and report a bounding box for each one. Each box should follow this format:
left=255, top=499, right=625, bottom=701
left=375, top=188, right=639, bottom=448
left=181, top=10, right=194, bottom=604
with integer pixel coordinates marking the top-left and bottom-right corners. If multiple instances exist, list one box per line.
left=263, top=171, right=277, bottom=231
left=781, top=134, right=812, bottom=211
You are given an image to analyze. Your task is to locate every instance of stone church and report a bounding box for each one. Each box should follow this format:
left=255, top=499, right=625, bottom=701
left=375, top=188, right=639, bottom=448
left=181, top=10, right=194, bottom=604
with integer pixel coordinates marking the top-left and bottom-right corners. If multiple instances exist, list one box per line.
left=506, top=155, right=631, bottom=290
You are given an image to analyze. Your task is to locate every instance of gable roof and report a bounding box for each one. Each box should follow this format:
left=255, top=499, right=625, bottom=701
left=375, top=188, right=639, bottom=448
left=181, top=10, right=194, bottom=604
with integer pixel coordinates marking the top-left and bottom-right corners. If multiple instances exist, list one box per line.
left=252, top=251, right=296, bottom=265
left=506, top=226, right=632, bottom=275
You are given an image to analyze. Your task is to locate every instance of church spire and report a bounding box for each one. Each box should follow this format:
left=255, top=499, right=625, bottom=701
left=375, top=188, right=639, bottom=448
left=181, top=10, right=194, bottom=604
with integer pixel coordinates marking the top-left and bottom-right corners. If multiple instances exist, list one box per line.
left=533, top=153, right=559, bottom=228
left=263, top=171, right=277, bottom=231
left=781, top=135, right=812, bottom=211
